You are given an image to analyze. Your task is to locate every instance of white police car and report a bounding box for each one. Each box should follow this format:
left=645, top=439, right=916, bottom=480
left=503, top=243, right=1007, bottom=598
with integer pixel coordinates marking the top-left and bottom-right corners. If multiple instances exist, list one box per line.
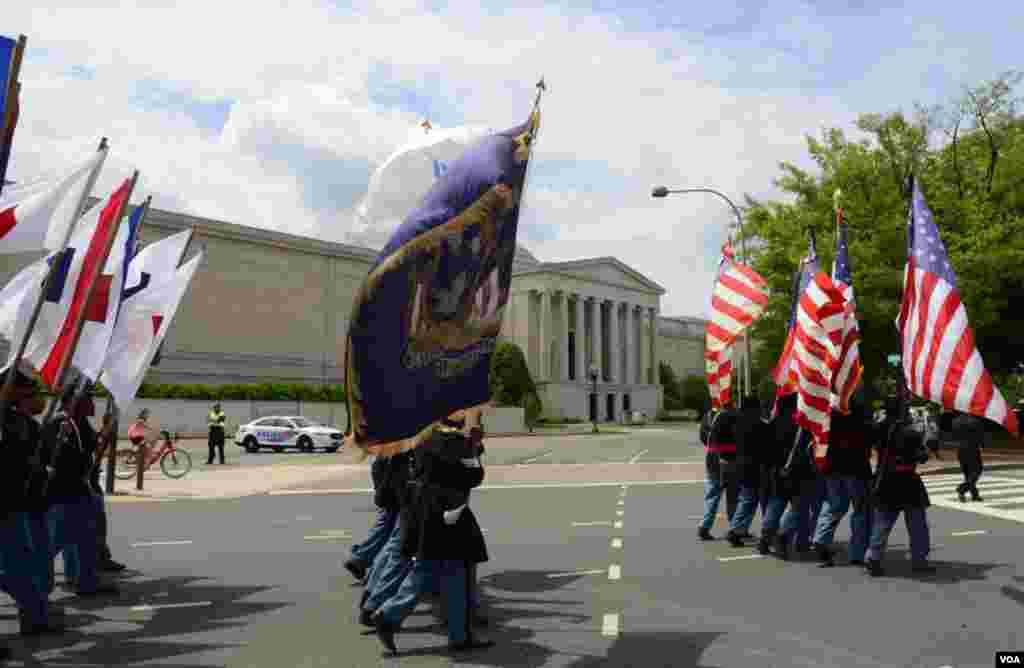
left=234, top=416, right=343, bottom=453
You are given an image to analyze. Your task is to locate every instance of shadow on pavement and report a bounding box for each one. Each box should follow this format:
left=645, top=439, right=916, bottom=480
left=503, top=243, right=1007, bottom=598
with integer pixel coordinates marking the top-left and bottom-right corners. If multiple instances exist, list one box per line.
left=479, top=568, right=591, bottom=594
left=568, top=630, right=726, bottom=667
left=4, top=575, right=291, bottom=667
left=1000, top=576, right=1024, bottom=607
left=869, top=557, right=1009, bottom=584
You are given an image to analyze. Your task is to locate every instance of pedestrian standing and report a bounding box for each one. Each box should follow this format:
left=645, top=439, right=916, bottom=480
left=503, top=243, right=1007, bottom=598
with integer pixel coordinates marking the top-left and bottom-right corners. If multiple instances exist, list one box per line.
left=952, top=412, right=985, bottom=502
left=207, top=402, right=227, bottom=465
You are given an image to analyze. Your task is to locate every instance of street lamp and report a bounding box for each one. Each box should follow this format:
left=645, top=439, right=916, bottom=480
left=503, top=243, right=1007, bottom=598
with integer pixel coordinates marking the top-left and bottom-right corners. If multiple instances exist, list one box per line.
left=588, top=363, right=599, bottom=433
left=652, top=185, right=753, bottom=399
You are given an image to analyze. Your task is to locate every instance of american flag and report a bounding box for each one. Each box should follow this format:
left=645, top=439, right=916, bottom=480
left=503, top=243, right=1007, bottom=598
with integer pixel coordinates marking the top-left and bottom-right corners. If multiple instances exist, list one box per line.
left=897, top=180, right=1018, bottom=435
left=789, top=271, right=847, bottom=449
left=705, top=240, right=769, bottom=409
left=771, top=240, right=817, bottom=413
left=830, top=207, right=863, bottom=413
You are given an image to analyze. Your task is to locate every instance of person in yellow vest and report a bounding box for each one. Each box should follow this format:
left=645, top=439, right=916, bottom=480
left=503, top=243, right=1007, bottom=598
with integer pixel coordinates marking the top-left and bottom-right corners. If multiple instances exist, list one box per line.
left=207, top=403, right=227, bottom=465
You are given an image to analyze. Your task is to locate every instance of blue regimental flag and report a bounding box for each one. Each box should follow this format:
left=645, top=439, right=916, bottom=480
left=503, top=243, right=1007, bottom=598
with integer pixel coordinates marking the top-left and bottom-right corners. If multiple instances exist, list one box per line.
left=345, top=111, right=540, bottom=455
left=0, top=35, right=21, bottom=195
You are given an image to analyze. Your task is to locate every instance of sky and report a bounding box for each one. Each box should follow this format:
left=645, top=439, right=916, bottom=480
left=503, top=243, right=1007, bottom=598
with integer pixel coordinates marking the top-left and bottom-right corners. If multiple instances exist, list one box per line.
left=3, top=1, right=1020, bottom=318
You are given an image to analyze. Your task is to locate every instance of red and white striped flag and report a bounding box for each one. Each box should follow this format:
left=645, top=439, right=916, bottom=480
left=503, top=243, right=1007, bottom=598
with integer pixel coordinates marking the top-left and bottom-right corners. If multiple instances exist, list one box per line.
left=788, top=271, right=847, bottom=453
left=897, top=180, right=1018, bottom=435
left=705, top=240, right=769, bottom=409
left=830, top=207, right=863, bottom=413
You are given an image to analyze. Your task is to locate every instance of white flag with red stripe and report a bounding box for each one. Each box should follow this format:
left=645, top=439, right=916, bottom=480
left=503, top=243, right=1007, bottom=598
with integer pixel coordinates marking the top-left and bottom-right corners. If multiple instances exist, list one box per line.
left=705, top=240, right=769, bottom=408
left=0, top=150, right=106, bottom=254
left=897, top=181, right=1018, bottom=435
left=788, top=271, right=847, bottom=450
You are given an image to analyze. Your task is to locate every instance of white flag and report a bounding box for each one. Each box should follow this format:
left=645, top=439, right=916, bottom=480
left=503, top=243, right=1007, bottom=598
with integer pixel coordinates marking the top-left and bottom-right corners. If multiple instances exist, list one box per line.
left=346, top=123, right=495, bottom=250
left=0, top=150, right=106, bottom=254
left=100, top=252, right=202, bottom=409
left=0, top=255, right=49, bottom=363
left=122, top=229, right=193, bottom=303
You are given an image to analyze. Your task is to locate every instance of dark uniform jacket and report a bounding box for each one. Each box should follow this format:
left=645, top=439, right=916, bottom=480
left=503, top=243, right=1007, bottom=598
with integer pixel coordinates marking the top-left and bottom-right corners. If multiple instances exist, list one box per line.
left=734, top=402, right=765, bottom=487
left=826, top=407, right=873, bottom=480
left=40, top=413, right=97, bottom=503
left=1, top=408, right=48, bottom=514
left=872, top=421, right=930, bottom=512
left=372, top=451, right=411, bottom=513
left=401, top=428, right=488, bottom=564
left=758, top=410, right=792, bottom=500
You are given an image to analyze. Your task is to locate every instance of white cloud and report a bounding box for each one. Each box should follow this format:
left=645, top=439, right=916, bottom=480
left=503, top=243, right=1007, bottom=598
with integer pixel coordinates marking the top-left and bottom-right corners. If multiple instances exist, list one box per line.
left=4, top=1, right=930, bottom=320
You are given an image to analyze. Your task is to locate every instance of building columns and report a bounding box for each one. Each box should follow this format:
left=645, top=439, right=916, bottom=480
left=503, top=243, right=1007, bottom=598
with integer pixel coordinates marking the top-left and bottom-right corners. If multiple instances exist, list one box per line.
left=574, top=295, right=584, bottom=383
left=591, top=297, right=602, bottom=381
left=648, top=306, right=659, bottom=385
left=625, top=304, right=635, bottom=385
left=607, top=300, right=618, bottom=383
left=537, top=290, right=549, bottom=381
left=559, top=292, right=570, bottom=382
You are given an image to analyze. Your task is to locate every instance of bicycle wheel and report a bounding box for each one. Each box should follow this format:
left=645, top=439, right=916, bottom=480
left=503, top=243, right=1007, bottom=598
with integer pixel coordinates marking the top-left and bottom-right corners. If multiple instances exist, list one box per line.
left=160, top=447, right=192, bottom=479
left=114, top=449, right=140, bottom=480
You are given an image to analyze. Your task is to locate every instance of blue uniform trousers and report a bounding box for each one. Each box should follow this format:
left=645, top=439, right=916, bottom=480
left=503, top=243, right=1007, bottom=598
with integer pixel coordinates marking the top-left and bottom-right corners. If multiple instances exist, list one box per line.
left=49, top=497, right=100, bottom=593
left=866, top=508, right=930, bottom=563
left=363, top=519, right=414, bottom=612
left=729, top=483, right=759, bottom=534
left=780, top=478, right=825, bottom=549
left=351, top=508, right=398, bottom=569
left=0, top=512, right=50, bottom=626
left=759, top=496, right=787, bottom=534
left=812, top=477, right=870, bottom=561
left=378, top=558, right=469, bottom=644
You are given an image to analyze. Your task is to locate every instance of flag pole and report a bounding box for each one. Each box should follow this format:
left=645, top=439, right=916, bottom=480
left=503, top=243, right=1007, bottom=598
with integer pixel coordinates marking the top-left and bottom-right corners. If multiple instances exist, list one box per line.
left=0, top=34, right=27, bottom=197
left=0, top=137, right=109, bottom=429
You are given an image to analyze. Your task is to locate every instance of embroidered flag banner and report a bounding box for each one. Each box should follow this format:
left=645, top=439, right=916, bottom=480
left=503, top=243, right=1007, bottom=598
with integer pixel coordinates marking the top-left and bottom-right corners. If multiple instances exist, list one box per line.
left=345, top=111, right=540, bottom=456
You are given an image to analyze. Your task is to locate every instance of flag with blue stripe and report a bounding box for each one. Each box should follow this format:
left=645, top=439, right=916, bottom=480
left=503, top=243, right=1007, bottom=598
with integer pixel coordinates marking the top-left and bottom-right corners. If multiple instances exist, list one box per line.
left=346, top=111, right=540, bottom=455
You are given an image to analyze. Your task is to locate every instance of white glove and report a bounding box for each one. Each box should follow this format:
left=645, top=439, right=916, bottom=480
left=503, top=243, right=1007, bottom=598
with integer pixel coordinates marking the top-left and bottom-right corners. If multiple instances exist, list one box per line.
left=443, top=504, right=466, bottom=525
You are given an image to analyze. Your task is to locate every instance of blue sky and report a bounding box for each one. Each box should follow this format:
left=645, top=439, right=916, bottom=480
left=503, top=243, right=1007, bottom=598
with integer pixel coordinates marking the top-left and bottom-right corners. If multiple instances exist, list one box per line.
left=4, top=1, right=1021, bottom=316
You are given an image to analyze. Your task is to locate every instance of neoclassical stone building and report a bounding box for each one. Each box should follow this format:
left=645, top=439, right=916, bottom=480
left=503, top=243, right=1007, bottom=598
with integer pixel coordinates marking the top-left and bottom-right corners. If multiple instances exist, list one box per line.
left=0, top=205, right=713, bottom=421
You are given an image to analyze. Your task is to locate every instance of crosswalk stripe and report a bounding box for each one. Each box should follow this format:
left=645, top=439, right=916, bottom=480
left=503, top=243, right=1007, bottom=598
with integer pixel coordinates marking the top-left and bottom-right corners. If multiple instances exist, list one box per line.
left=922, top=475, right=1024, bottom=524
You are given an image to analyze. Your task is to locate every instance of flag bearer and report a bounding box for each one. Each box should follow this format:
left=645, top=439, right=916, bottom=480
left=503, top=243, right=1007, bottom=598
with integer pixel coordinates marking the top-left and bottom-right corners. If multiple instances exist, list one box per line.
left=344, top=453, right=403, bottom=583
left=373, top=416, right=493, bottom=654
left=207, top=402, right=227, bottom=465
left=726, top=396, right=764, bottom=546
left=774, top=427, right=818, bottom=560
left=0, top=370, right=61, bottom=636
left=811, top=398, right=873, bottom=567
left=698, top=402, right=740, bottom=541
left=865, top=406, right=934, bottom=576
left=757, top=394, right=796, bottom=555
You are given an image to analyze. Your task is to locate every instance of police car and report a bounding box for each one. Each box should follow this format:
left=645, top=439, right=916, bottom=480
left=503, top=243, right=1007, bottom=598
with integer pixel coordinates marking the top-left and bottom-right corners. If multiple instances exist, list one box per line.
left=234, top=416, right=343, bottom=453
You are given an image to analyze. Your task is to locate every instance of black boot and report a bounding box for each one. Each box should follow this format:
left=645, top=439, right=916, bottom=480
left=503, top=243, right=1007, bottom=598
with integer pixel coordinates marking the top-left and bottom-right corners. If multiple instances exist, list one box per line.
left=359, top=608, right=377, bottom=627
left=449, top=636, right=496, bottom=651
left=816, top=545, right=834, bottom=568
left=757, top=536, right=771, bottom=555
left=726, top=531, right=744, bottom=548
left=773, top=532, right=790, bottom=560
left=697, top=527, right=714, bottom=541
left=866, top=559, right=884, bottom=577
left=343, top=559, right=367, bottom=582
left=372, top=613, right=398, bottom=654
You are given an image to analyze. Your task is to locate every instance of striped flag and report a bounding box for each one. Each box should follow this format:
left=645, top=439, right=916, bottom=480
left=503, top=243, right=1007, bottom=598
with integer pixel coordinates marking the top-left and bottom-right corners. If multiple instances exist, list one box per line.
left=830, top=207, right=863, bottom=413
left=789, top=271, right=847, bottom=454
left=705, top=240, right=769, bottom=409
left=897, top=180, right=1018, bottom=435
left=770, top=242, right=817, bottom=417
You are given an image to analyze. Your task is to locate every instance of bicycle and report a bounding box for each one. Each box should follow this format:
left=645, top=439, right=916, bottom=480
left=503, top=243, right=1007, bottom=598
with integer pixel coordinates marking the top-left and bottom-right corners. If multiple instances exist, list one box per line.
left=114, top=430, right=193, bottom=480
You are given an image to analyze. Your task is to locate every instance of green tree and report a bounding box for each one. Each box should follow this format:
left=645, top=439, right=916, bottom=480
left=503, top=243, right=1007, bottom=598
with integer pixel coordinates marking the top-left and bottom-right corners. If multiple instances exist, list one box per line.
left=680, top=374, right=711, bottom=420
left=659, top=362, right=683, bottom=410
left=489, top=342, right=538, bottom=407
left=744, top=72, right=1024, bottom=389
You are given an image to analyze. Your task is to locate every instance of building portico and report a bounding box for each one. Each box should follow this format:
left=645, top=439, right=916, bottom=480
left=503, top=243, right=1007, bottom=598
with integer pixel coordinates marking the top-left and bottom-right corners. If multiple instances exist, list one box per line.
left=505, top=257, right=665, bottom=422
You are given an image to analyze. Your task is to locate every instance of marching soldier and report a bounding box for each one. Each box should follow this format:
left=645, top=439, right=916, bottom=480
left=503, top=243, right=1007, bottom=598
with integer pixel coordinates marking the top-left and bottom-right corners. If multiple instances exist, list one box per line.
left=757, top=394, right=796, bottom=555
left=810, top=397, right=873, bottom=567
left=207, top=402, right=227, bottom=465
left=698, top=401, right=740, bottom=541
left=0, top=369, right=61, bottom=636
left=726, top=396, right=765, bottom=546
left=344, top=453, right=403, bottom=583
left=865, top=399, right=935, bottom=576
left=372, top=416, right=493, bottom=654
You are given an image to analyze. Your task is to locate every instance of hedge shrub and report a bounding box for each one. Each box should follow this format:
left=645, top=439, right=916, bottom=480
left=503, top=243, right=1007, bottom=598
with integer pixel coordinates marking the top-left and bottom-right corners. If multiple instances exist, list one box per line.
left=91, top=382, right=347, bottom=402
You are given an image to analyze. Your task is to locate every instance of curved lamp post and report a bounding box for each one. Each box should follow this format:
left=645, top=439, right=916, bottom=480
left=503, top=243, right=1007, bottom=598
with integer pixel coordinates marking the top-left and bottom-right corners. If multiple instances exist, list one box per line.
left=651, top=185, right=753, bottom=401
left=588, top=363, right=600, bottom=433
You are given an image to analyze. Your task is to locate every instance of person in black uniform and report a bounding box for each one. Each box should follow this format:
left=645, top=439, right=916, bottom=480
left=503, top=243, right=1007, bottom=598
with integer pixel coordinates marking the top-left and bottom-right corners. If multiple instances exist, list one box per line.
left=41, top=385, right=119, bottom=597
left=952, top=412, right=985, bottom=502
left=697, top=402, right=740, bottom=540
left=344, top=453, right=403, bottom=583
left=373, top=417, right=493, bottom=654
left=0, top=369, right=61, bottom=637
left=725, top=396, right=764, bottom=546
left=756, top=394, right=795, bottom=555
left=865, top=401, right=934, bottom=576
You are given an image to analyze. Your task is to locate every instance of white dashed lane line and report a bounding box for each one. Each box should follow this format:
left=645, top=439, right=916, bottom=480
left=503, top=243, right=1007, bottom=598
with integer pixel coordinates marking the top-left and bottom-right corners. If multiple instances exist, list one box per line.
left=602, top=613, right=620, bottom=637
left=546, top=569, right=605, bottom=578
left=608, top=564, right=622, bottom=580
left=572, top=521, right=613, bottom=527
left=614, top=520, right=622, bottom=529
left=131, top=540, right=193, bottom=548
left=611, top=538, right=622, bottom=549
left=131, top=601, right=212, bottom=612
left=628, top=450, right=648, bottom=464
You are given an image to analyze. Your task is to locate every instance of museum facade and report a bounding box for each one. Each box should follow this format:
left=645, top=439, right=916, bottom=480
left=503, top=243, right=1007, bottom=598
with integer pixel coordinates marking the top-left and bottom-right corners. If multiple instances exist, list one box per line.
left=0, top=204, right=714, bottom=422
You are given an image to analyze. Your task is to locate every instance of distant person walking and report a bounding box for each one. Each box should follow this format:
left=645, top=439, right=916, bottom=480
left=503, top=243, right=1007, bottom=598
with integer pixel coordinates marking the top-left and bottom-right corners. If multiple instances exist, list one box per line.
left=207, top=403, right=227, bottom=465
left=952, top=412, right=985, bottom=502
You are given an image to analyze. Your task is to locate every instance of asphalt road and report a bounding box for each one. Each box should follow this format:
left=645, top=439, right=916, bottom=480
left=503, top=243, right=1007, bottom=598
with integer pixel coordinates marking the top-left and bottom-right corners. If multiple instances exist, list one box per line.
left=4, top=471, right=1023, bottom=667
